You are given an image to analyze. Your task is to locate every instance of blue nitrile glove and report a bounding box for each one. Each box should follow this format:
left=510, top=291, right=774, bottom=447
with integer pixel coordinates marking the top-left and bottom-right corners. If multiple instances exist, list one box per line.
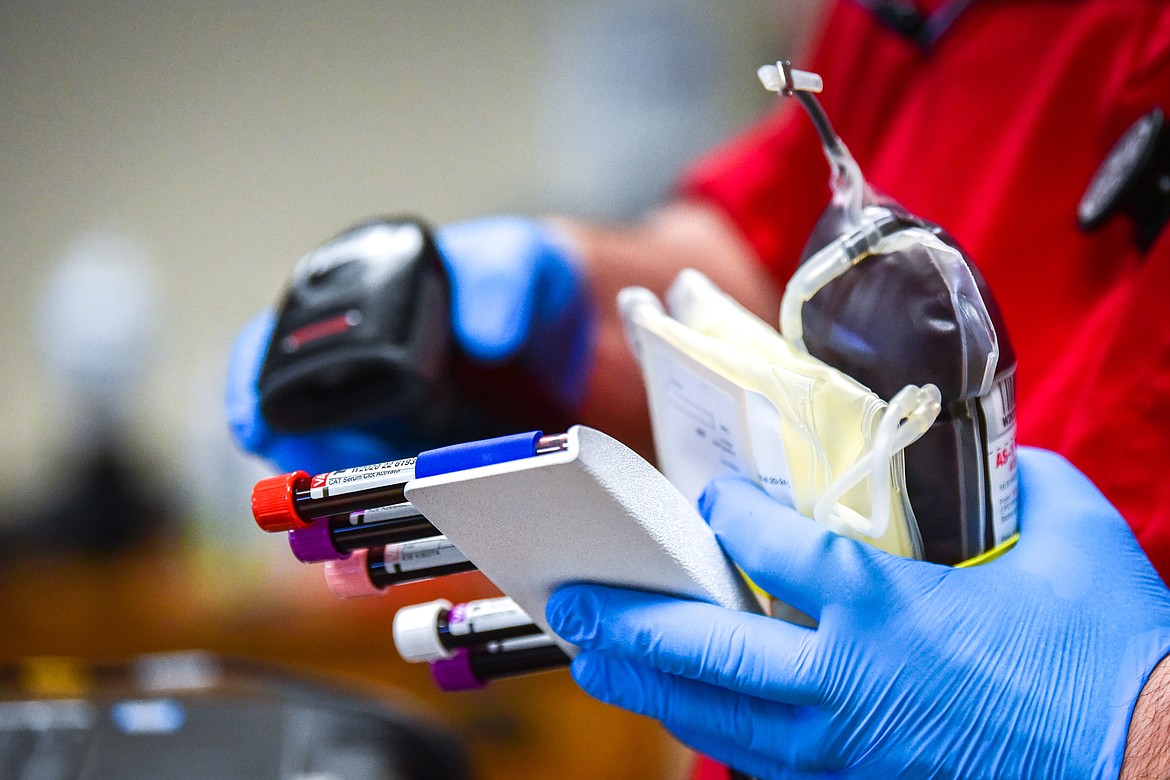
left=226, top=310, right=399, bottom=476
left=226, top=216, right=595, bottom=475
left=435, top=217, right=595, bottom=411
left=546, top=449, right=1170, bottom=779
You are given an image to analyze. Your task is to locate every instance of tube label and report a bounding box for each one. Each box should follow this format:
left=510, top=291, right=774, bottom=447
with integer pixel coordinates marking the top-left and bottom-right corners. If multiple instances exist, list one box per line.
left=384, top=536, right=468, bottom=572
left=483, top=634, right=555, bottom=653
left=448, top=597, right=533, bottom=637
left=351, top=504, right=422, bottom=525
left=309, top=458, right=417, bottom=500
left=980, top=370, right=1018, bottom=545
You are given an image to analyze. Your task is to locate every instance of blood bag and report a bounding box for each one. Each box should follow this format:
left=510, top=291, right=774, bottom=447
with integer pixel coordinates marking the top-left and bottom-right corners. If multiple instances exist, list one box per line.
left=762, top=61, right=1018, bottom=563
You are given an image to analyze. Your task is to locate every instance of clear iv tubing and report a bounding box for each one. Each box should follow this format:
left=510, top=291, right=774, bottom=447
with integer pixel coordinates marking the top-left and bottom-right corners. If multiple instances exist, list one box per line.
left=814, top=384, right=942, bottom=541
left=757, top=61, right=839, bottom=159
left=777, top=212, right=910, bottom=350
left=758, top=62, right=866, bottom=223
left=759, top=60, right=884, bottom=352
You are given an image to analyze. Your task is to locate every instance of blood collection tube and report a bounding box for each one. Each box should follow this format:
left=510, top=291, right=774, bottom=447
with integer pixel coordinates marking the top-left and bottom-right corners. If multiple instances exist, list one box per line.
left=324, top=536, right=475, bottom=596
left=251, top=431, right=569, bottom=533
left=251, top=458, right=419, bottom=533
left=393, top=597, right=544, bottom=663
left=430, top=635, right=570, bottom=692
left=288, top=503, right=440, bottom=563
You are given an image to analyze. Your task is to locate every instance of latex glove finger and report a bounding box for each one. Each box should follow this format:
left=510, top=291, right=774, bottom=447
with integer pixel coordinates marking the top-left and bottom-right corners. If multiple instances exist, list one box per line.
left=435, top=216, right=595, bottom=410
left=437, top=218, right=548, bottom=362
left=700, top=475, right=886, bottom=617
left=547, top=584, right=822, bottom=704
left=1014, top=447, right=1152, bottom=563
left=570, top=652, right=824, bottom=773
left=225, top=309, right=278, bottom=454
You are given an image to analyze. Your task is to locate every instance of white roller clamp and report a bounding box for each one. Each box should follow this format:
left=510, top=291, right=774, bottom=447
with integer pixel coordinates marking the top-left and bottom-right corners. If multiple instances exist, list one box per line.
left=393, top=599, right=453, bottom=663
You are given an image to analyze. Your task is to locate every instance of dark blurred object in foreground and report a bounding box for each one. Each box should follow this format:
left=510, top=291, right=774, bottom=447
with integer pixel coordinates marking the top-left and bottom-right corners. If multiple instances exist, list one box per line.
left=0, top=433, right=176, bottom=558
left=0, top=651, right=471, bottom=780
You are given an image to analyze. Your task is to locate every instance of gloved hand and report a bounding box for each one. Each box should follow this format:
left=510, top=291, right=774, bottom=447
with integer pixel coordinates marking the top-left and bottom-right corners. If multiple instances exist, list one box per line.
left=226, top=216, right=595, bottom=474
left=546, top=449, right=1170, bottom=778
left=436, top=216, right=594, bottom=409
left=226, top=310, right=399, bottom=476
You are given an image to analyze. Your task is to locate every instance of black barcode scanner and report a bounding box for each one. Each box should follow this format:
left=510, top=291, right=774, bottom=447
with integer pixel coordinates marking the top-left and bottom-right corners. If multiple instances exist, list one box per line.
left=257, top=216, right=569, bottom=446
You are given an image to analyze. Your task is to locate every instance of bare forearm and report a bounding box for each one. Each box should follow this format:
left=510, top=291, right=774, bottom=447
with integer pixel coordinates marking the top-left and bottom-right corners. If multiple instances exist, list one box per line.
left=553, top=201, right=781, bottom=458
left=557, top=200, right=780, bottom=321
left=1121, top=655, right=1170, bottom=778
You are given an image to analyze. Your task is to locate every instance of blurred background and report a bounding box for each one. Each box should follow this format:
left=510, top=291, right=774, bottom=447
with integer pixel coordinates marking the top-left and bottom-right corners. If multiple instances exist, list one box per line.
left=0, top=1, right=823, bottom=777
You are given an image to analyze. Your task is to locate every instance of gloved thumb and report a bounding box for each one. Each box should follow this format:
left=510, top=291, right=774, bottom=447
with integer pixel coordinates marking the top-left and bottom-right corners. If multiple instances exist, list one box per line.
left=1013, top=447, right=1135, bottom=554
left=699, top=475, right=869, bottom=619
left=435, top=217, right=543, bottom=362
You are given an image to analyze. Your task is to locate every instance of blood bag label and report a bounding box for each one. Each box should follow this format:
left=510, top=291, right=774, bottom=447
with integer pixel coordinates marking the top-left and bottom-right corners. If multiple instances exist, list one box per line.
left=980, top=371, right=1018, bottom=545
left=385, top=536, right=468, bottom=572
left=310, top=458, right=416, bottom=499
left=647, top=339, right=794, bottom=507
left=745, top=391, right=796, bottom=507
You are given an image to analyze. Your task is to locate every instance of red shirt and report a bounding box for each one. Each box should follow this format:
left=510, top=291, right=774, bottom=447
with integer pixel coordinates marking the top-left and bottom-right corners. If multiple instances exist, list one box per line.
left=682, top=0, right=1170, bottom=582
